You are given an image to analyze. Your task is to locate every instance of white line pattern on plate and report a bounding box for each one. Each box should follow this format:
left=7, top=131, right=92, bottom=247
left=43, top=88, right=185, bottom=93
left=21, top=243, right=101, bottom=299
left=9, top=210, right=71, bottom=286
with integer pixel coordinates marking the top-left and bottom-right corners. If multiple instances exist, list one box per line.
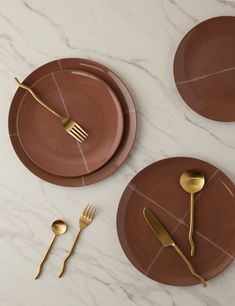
left=14, top=73, right=58, bottom=138
left=58, top=59, right=63, bottom=70
left=51, top=73, right=69, bottom=117
left=75, top=142, right=90, bottom=174
left=128, top=183, right=180, bottom=222
left=52, top=72, right=90, bottom=174
left=176, top=66, right=235, bottom=85
left=144, top=219, right=184, bottom=275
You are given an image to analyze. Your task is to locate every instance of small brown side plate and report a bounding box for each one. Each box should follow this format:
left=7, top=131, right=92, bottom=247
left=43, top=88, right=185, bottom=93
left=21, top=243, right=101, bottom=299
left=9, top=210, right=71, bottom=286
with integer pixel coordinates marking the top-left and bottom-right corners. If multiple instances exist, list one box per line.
left=174, top=16, right=235, bottom=121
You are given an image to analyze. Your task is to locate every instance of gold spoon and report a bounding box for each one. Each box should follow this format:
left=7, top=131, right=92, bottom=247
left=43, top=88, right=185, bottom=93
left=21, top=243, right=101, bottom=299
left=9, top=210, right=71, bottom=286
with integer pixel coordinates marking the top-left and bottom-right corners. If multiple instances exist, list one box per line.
left=35, top=220, right=67, bottom=279
left=180, top=170, right=205, bottom=256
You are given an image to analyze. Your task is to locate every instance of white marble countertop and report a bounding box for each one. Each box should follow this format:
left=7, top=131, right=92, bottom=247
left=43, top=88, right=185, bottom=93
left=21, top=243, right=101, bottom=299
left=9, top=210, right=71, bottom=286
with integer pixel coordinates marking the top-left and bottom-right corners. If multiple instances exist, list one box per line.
left=1, top=0, right=235, bottom=305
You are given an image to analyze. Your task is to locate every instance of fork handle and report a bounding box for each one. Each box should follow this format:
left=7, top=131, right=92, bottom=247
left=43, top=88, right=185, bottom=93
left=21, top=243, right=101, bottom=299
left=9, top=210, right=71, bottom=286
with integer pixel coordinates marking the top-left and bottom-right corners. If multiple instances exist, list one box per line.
left=14, top=77, right=61, bottom=119
left=58, top=229, right=82, bottom=278
left=172, top=243, right=207, bottom=287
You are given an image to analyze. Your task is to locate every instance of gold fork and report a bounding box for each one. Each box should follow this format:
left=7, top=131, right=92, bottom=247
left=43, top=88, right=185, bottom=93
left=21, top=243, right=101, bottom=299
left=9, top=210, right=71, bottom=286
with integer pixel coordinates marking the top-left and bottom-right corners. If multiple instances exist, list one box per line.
left=14, top=77, right=88, bottom=143
left=58, top=204, right=96, bottom=277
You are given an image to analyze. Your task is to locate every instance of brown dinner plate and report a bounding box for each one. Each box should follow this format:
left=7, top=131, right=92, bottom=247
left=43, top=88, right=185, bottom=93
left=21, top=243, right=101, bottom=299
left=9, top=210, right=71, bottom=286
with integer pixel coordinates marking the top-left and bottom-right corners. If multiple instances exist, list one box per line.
left=17, top=69, right=124, bottom=177
left=9, top=58, right=137, bottom=186
left=174, top=16, right=235, bottom=121
left=117, top=157, right=235, bottom=286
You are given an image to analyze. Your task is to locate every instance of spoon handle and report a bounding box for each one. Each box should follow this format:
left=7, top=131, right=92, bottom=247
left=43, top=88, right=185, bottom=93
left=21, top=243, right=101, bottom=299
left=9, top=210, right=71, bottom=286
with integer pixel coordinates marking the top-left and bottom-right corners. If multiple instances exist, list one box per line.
left=35, top=235, right=56, bottom=280
left=189, top=193, right=195, bottom=256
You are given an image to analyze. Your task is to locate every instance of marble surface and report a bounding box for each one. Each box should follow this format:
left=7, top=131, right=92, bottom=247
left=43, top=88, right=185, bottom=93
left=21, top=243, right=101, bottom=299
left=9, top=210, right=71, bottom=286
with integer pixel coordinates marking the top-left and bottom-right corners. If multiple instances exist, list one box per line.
left=1, top=0, right=235, bottom=305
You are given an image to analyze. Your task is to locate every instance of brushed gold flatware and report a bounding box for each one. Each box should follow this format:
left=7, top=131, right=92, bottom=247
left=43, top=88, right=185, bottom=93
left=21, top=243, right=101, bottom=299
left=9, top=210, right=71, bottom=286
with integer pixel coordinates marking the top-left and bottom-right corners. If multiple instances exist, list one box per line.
left=14, top=77, right=88, bottom=143
left=35, top=220, right=67, bottom=280
left=58, top=204, right=96, bottom=277
left=180, top=170, right=205, bottom=256
left=143, top=207, right=207, bottom=287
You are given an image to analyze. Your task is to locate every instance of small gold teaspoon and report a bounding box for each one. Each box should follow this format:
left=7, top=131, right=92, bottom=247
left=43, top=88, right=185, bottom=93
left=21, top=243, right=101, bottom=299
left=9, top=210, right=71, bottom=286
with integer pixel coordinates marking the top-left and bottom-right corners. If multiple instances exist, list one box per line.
left=35, top=220, right=67, bottom=279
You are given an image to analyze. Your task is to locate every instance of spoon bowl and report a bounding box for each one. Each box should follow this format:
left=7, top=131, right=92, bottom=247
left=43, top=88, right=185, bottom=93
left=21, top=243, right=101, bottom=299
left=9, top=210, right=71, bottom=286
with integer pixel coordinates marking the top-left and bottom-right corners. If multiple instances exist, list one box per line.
left=180, top=170, right=205, bottom=194
left=51, top=220, right=67, bottom=236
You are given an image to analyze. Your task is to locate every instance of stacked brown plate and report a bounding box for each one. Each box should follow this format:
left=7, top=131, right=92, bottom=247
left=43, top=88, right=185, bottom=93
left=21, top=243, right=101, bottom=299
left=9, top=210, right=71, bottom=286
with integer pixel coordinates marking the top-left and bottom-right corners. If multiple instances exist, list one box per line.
left=9, top=58, right=137, bottom=186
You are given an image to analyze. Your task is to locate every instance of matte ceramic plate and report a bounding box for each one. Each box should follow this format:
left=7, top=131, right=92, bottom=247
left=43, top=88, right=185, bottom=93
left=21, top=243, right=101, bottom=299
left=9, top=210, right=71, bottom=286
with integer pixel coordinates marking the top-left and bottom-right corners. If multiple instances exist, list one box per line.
left=17, top=69, right=124, bottom=177
left=9, top=58, right=136, bottom=186
left=174, top=16, right=235, bottom=121
left=117, top=157, right=235, bottom=286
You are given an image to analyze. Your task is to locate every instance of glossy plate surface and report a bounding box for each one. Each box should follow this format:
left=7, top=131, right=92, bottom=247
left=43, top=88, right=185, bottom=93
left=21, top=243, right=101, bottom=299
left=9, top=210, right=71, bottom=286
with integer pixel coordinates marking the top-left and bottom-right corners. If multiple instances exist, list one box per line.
left=117, top=157, right=235, bottom=286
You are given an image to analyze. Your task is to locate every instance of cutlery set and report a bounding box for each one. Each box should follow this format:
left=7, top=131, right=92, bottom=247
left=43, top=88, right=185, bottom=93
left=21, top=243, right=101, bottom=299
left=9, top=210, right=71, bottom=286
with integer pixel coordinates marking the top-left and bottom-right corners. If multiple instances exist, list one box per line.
left=143, top=170, right=206, bottom=286
left=35, top=205, right=96, bottom=279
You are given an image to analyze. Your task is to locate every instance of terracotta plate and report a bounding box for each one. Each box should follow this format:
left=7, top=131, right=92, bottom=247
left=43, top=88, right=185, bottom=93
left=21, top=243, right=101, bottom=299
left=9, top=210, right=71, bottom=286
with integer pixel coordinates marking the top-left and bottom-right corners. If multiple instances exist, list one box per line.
left=174, top=16, right=235, bottom=121
left=17, top=69, right=124, bottom=177
left=117, top=157, right=235, bottom=286
left=9, top=58, right=136, bottom=186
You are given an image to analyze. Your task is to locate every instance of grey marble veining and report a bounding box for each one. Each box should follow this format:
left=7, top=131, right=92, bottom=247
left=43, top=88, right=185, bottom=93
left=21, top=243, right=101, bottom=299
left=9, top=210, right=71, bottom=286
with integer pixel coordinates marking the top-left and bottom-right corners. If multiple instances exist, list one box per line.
left=1, top=1, right=235, bottom=305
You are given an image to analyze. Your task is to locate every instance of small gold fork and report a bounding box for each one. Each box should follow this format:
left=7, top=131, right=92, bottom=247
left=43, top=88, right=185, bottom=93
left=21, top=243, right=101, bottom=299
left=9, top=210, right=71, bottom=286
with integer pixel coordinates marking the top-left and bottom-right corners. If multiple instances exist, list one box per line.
left=15, top=77, right=88, bottom=143
left=58, top=204, right=96, bottom=277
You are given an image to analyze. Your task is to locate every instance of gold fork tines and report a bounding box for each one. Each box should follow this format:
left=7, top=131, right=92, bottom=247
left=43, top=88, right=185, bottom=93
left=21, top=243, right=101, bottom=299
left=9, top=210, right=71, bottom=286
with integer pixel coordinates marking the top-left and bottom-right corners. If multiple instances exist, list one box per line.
left=61, top=117, right=88, bottom=143
left=58, top=204, right=96, bottom=277
left=14, top=77, right=88, bottom=143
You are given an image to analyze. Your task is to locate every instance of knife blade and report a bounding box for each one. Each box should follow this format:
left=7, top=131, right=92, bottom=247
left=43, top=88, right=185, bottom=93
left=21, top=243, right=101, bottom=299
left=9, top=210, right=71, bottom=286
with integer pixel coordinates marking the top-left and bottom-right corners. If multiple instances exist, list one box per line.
left=143, top=207, right=174, bottom=247
left=143, top=207, right=207, bottom=287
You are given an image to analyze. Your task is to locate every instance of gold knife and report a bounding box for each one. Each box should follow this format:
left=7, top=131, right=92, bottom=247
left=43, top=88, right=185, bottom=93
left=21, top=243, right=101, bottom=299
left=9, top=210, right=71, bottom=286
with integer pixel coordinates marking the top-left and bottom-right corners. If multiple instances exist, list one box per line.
left=143, top=207, right=207, bottom=287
